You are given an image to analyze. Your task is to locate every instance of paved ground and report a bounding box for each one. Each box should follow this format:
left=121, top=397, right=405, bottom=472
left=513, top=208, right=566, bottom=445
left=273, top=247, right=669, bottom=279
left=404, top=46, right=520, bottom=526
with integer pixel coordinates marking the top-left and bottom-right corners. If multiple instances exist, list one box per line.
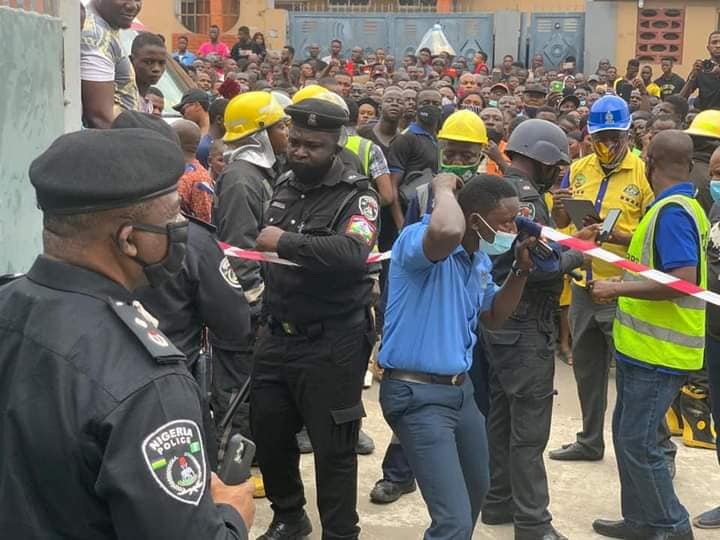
left=251, top=361, right=720, bottom=539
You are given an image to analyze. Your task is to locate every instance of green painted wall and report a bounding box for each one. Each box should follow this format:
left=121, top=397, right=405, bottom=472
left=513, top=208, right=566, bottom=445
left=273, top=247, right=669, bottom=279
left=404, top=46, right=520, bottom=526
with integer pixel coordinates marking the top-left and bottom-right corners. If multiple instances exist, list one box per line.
left=0, top=7, right=65, bottom=273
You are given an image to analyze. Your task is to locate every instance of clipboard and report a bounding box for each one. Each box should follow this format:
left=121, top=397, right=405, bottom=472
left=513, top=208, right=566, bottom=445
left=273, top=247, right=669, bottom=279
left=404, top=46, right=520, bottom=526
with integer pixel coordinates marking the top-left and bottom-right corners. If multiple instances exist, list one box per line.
left=563, top=199, right=601, bottom=229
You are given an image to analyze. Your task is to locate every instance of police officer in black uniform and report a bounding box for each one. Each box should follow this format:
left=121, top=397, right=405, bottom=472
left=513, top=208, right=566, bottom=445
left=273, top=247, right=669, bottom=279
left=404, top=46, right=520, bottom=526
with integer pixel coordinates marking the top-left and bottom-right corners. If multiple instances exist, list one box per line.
left=113, top=111, right=254, bottom=463
left=481, top=119, right=583, bottom=540
left=0, top=129, right=254, bottom=539
left=250, top=94, right=379, bottom=540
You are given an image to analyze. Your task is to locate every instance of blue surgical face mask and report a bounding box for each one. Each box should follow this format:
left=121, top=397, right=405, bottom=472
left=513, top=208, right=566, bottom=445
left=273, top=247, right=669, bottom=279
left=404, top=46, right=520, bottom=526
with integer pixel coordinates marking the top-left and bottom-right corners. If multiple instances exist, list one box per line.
left=475, top=214, right=516, bottom=255
left=710, top=180, right=720, bottom=203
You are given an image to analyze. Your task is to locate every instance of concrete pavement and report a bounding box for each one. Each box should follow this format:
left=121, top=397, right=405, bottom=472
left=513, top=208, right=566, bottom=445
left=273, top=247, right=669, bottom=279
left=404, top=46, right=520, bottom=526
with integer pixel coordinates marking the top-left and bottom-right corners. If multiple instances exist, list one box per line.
left=251, top=361, right=720, bottom=539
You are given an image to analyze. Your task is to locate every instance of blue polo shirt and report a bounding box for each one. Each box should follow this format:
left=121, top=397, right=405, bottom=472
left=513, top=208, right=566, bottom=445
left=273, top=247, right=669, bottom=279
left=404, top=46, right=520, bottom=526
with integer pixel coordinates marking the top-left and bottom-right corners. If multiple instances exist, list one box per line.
left=379, top=216, right=499, bottom=375
left=616, top=182, right=700, bottom=374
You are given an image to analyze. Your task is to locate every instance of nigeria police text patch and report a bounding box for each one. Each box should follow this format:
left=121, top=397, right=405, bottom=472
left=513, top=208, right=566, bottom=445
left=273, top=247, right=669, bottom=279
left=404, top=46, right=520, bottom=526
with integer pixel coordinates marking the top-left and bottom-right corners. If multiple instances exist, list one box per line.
left=142, top=419, right=206, bottom=505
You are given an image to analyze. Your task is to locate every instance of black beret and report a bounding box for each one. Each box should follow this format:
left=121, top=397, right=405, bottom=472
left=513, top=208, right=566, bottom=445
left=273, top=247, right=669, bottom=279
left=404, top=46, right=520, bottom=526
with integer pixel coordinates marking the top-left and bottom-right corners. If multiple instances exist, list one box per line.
left=29, top=129, right=185, bottom=215
left=111, top=110, right=180, bottom=144
left=286, top=97, right=348, bottom=132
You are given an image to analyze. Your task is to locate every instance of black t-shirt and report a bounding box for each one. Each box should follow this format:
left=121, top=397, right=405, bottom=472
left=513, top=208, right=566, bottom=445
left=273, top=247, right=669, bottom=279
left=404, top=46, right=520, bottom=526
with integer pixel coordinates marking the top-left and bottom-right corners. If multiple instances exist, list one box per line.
left=387, top=125, right=439, bottom=182
left=357, top=122, right=396, bottom=157
left=696, top=68, right=720, bottom=111
left=654, top=73, right=685, bottom=99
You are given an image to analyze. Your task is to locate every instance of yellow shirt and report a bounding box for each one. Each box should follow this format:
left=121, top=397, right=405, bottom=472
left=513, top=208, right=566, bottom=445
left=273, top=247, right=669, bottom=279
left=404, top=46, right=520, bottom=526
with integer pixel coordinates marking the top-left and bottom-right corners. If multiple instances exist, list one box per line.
left=566, top=151, right=654, bottom=286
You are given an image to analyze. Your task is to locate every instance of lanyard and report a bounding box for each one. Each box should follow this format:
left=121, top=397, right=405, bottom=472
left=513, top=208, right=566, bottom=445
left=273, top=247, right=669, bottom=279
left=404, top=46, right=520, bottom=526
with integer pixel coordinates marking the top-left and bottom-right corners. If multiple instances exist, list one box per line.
left=587, top=170, right=617, bottom=281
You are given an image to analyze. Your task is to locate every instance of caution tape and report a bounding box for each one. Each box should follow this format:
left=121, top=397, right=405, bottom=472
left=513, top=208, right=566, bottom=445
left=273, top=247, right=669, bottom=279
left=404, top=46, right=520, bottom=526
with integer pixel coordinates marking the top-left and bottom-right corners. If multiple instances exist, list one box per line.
left=541, top=226, right=720, bottom=308
left=218, top=241, right=392, bottom=267
left=220, top=228, right=720, bottom=308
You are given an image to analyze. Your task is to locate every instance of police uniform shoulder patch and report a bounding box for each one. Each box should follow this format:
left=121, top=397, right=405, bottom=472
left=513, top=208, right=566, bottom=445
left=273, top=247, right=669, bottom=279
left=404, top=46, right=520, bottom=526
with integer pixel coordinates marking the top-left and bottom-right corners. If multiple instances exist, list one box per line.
left=109, top=299, right=185, bottom=365
left=219, top=257, right=242, bottom=289
left=345, top=215, right=377, bottom=245
left=358, top=195, right=379, bottom=221
left=142, top=419, right=207, bottom=506
left=518, top=202, right=536, bottom=220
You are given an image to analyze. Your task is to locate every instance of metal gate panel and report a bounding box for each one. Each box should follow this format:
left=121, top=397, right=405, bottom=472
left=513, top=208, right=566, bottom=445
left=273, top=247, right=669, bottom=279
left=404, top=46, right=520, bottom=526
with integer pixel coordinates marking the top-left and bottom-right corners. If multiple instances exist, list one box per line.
left=289, top=12, right=493, bottom=65
left=290, top=14, right=389, bottom=61
left=392, top=13, right=493, bottom=63
left=529, top=13, right=585, bottom=71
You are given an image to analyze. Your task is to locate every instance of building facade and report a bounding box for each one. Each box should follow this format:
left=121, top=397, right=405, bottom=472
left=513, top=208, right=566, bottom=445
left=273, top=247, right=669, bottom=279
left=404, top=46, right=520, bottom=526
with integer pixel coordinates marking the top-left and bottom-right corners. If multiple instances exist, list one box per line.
left=137, top=0, right=720, bottom=77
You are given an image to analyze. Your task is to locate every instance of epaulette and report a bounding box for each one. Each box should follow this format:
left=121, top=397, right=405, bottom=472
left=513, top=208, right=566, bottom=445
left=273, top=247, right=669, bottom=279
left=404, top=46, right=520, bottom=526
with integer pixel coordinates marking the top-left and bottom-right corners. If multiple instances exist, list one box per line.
left=342, top=172, right=371, bottom=191
left=275, top=170, right=294, bottom=186
left=183, top=213, right=217, bottom=233
left=0, top=273, right=24, bottom=287
left=108, top=299, right=186, bottom=364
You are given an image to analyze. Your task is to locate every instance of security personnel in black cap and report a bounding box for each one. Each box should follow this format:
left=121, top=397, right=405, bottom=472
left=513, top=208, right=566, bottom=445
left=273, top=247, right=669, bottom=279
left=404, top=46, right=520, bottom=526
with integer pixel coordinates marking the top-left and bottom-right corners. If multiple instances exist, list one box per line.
left=481, top=119, right=583, bottom=540
left=249, top=92, right=379, bottom=540
left=112, top=111, right=254, bottom=468
left=0, top=128, right=255, bottom=539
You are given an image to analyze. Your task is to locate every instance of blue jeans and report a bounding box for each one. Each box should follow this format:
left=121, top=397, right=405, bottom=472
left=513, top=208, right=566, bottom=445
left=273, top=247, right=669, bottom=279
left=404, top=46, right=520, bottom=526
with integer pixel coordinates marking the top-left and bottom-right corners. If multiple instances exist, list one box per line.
left=380, top=377, right=489, bottom=540
left=613, top=360, right=691, bottom=534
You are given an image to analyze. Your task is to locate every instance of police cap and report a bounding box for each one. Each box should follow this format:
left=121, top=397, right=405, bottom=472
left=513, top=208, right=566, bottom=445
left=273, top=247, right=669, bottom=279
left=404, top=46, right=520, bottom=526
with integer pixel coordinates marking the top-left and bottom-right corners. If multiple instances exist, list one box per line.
left=285, top=97, right=348, bottom=132
left=30, top=129, right=185, bottom=215
left=111, top=110, right=180, bottom=144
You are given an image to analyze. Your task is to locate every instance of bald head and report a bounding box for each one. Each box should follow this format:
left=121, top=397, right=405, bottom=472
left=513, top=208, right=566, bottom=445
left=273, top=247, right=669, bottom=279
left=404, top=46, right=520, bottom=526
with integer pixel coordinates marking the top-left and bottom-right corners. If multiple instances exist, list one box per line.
left=710, top=146, right=720, bottom=179
left=172, top=119, right=201, bottom=156
left=647, top=130, right=693, bottom=188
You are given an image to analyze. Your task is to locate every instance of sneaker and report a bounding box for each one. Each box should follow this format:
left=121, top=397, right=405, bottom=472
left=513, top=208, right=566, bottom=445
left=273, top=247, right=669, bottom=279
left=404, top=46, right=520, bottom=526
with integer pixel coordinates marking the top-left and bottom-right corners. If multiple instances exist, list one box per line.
left=369, top=479, right=416, bottom=504
left=356, top=430, right=375, bottom=455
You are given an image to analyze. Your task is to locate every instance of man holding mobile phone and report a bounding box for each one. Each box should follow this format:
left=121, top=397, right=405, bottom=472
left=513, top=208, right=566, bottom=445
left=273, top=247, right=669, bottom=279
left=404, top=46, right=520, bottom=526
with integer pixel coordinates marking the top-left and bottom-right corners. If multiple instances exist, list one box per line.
left=550, top=96, right=655, bottom=463
left=681, top=31, right=720, bottom=111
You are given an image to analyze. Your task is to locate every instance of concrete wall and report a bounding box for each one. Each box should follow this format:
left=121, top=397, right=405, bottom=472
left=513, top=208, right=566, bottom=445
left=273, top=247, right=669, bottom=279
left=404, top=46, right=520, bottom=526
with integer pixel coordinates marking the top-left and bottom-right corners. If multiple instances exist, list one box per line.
left=616, top=0, right=720, bottom=79
left=583, top=0, right=617, bottom=75
left=0, top=7, right=65, bottom=273
left=141, top=0, right=287, bottom=53
left=466, top=0, right=584, bottom=11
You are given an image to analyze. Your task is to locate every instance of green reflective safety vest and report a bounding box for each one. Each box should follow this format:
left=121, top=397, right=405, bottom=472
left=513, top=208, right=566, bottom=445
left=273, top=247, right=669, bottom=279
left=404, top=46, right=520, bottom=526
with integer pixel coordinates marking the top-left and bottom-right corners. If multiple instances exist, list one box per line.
left=345, top=135, right=371, bottom=177
left=614, top=193, right=709, bottom=371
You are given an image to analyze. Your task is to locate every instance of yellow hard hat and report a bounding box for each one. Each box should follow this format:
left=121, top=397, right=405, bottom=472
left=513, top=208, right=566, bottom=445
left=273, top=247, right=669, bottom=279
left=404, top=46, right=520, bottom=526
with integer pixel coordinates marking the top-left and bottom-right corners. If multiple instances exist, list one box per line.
left=438, top=110, right=488, bottom=145
left=685, top=109, right=720, bottom=140
left=223, top=91, right=287, bottom=143
left=291, top=84, right=328, bottom=104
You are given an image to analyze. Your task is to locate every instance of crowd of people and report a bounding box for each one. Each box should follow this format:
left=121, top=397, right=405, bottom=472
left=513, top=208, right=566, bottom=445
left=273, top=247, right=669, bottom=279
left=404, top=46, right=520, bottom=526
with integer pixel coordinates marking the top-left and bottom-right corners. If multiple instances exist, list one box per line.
left=3, top=0, right=720, bottom=538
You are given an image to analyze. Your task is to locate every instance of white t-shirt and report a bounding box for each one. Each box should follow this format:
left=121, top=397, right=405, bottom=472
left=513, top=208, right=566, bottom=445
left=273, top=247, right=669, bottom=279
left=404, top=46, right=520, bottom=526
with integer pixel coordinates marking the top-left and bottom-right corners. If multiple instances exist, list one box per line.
left=80, top=6, right=140, bottom=113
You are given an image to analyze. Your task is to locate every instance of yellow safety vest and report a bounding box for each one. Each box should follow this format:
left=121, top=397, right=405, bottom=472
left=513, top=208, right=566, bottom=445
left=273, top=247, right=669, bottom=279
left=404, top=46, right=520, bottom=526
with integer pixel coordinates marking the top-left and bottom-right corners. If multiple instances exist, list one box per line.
left=614, top=194, right=709, bottom=371
left=345, top=135, right=371, bottom=177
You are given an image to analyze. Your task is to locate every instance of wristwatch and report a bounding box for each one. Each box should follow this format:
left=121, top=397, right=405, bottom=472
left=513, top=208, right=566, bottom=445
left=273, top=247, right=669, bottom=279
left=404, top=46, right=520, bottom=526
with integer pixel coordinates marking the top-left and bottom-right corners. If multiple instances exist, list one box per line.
left=511, top=260, right=532, bottom=277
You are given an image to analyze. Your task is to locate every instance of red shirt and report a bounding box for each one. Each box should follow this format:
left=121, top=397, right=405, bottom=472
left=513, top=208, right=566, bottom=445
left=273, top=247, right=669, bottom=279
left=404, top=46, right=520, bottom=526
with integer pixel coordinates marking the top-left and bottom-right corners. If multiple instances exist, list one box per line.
left=197, top=41, right=230, bottom=58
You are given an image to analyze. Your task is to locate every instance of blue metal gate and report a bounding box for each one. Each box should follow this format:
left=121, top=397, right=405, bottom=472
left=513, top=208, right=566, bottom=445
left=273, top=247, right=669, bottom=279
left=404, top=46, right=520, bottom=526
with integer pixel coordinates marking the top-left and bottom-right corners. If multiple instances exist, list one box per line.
left=289, top=12, right=494, bottom=65
left=528, top=13, right=585, bottom=71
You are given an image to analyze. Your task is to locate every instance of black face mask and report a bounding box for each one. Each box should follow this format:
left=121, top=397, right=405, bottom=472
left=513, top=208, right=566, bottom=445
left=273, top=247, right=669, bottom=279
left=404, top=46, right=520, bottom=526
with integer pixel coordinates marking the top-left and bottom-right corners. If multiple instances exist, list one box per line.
left=535, top=163, right=561, bottom=192
left=417, top=104, right=442, bottom=125
left=288, top=158, right=333, bottom=184
left=124, top=221, right=189, bottom=288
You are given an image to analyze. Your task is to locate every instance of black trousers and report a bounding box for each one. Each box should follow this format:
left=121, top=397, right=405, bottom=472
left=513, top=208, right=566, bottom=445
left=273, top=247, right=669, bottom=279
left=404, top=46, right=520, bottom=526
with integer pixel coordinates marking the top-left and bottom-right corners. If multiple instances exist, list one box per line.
left=484, top=316, right=556, bottom=536
left=250, top=322, right=371, bottom=540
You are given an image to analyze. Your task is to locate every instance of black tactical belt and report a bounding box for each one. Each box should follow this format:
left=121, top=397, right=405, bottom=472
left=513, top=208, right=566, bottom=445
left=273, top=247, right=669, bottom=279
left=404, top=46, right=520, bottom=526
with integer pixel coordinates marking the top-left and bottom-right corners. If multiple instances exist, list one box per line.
left=384, top=368, right=466, bottom=387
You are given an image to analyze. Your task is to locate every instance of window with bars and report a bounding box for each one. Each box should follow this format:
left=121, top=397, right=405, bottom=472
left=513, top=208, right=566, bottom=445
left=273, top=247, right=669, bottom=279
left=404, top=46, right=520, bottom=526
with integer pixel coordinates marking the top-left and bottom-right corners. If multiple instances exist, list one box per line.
left=635, top=8, right=684, bottom=64
left=179, top=0, right=210, bottom=34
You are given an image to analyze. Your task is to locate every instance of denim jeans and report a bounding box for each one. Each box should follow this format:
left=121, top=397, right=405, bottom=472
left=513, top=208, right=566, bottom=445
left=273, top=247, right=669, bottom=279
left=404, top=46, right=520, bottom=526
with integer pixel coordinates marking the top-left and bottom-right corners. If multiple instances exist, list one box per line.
left=380, top=377, right=489, bottom=540
left=613, top=359, right=691, bottom=534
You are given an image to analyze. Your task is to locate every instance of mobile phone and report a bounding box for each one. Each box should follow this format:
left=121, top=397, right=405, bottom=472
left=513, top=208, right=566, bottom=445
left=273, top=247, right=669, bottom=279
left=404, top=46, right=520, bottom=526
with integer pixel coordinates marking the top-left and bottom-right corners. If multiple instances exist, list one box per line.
left=217, top=434, right=256, bottom=485
left=550, top=80, right=564, bottom=93
left=529, top=238, right=554, bottom=260
left=598, top=208, right=622, bottom=242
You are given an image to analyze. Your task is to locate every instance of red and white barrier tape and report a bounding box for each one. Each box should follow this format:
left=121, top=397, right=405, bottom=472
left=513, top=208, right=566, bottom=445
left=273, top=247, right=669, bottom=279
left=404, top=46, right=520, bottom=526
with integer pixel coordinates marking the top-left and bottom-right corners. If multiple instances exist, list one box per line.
left=541, top=226, right=720, bottom=307
left=220, top=231, right=720, bottom=308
